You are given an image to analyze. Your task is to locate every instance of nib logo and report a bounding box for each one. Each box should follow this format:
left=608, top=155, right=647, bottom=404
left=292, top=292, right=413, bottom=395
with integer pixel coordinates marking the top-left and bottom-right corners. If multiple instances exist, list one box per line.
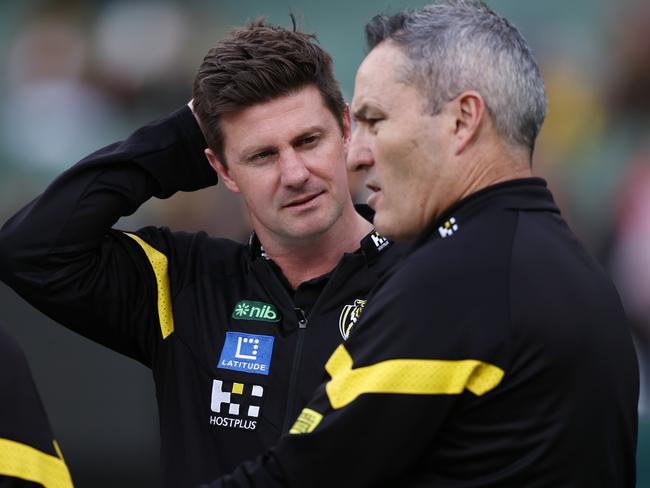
left=233, top=302, right=251, bottom=317
left=232, top=300, right=281, bottom=322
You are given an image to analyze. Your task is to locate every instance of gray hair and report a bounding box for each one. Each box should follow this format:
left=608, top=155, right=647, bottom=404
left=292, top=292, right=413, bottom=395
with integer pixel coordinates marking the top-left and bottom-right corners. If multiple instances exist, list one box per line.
left=365, top=0, right=547, bottom=153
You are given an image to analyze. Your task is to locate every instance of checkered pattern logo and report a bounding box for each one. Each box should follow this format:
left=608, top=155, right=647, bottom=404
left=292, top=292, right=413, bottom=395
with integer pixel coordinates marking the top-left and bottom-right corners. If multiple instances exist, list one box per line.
left=438, top=217, right=459, bottom=238
left=210, top=380, right=264, bottom=418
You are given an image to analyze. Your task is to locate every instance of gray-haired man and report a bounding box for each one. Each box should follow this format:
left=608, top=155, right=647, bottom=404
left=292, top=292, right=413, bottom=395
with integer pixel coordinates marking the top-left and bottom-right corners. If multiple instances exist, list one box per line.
left=207, top=1, right=638, bottom=486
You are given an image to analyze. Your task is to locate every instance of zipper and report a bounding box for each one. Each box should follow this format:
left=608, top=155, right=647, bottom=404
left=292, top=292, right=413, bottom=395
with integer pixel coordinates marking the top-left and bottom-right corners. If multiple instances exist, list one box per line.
left=253, top=256, right=357, bottom=433
left=282, top=307, right=308, bottom=432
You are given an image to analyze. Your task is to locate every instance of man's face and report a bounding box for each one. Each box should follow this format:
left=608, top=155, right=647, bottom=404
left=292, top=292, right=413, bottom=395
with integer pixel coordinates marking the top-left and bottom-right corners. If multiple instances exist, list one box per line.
left=349, top=42, right=455, bottom=240
left=207, top=85, right=352, bottom=245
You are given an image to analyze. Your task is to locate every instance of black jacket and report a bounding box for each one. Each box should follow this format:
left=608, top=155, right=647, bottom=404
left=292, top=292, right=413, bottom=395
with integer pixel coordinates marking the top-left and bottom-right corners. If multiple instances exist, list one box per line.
left=208, top=179, right=639, bottom=488
left=0, top=107, right=405, bottom=487
left=0, top=323, right=74, bottom=487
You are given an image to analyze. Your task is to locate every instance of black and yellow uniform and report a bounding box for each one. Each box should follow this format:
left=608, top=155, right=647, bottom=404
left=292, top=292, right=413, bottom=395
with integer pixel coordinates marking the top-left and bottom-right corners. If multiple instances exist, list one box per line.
left=0, top=107, right=405, bottom=487
left=207, top=179, right=639, bottom=488
left=0, top=323, right=73, bottom=488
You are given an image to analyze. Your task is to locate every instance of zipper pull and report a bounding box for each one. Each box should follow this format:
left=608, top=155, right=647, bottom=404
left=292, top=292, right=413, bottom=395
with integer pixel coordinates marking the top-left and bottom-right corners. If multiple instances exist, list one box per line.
left=294, top=308, right=308, bottom=328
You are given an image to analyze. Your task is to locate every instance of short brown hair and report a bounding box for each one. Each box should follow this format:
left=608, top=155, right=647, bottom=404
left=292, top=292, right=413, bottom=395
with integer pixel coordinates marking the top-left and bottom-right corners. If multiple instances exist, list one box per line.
left=192, top=19, right=345, bottom=164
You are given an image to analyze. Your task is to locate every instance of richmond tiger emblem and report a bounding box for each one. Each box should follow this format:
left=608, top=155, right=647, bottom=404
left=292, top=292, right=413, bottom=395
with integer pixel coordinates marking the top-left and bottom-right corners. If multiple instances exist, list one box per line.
left=338, top=299, right=367, bottom=340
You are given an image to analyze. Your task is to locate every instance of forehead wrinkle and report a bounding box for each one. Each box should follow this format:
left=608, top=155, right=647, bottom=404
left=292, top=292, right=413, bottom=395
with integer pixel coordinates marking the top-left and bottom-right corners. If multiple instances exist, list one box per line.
left=224, top=107, right=316, bottom=159
left=220, top=84, right=344, bottom=166
left=351, top=71, right=390, bottom=116
left=353, top=46, right=410, bottom=116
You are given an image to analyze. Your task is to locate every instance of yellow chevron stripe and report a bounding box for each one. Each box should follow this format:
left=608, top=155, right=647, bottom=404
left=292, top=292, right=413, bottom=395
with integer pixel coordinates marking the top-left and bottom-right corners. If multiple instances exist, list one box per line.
left=125, top=233, right=174, bottom=339
left=290, top=408, right=323, bottom=434
left=325, top=344, right=504, bottom=409
left=0, top=438, right=73, bottom=488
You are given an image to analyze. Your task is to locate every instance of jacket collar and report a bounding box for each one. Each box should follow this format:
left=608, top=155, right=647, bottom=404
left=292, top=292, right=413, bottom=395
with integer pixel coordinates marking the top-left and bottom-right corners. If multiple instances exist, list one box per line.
left=413, top=177, right=559, bottom=249
left=248, top=204, right=393, bottom=264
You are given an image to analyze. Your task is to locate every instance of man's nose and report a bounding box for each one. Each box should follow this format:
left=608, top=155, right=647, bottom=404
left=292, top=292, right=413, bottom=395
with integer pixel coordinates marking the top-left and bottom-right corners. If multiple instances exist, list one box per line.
left=279, top=149, right=310, bottom=187
left=347, top=127, right=374, bottom=172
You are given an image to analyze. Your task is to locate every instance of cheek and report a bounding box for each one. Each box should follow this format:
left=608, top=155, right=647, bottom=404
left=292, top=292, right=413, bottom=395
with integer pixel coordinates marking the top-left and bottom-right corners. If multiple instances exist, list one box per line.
left=237, top=174, right=276, bottom=208
left=376, top=141, right=419, bottom=190
left=310, top=146, right=347, bottom=183
left=376, top=126, right=420, bottom=165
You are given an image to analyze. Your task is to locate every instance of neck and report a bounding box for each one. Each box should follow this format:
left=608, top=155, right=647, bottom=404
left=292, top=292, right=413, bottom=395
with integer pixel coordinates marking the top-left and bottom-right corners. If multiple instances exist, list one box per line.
left=258, top=207, right=373, bottom=289
left=454, top=142, right=532, bottom=208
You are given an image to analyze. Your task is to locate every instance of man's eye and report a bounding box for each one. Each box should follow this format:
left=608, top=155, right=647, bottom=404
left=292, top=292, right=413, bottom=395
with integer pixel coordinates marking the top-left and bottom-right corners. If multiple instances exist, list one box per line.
left=298, top=135, right=318, bottom=147
left=251, top=151, right=273, bottom=161
left=354, top=117, right=381, bottom=130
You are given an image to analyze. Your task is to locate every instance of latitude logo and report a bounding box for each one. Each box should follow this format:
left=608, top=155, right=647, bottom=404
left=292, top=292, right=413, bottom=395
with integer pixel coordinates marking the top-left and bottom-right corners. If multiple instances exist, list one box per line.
left=232, top=300, right=280, bottom=322
left=218, top=332, right=274, bottom=376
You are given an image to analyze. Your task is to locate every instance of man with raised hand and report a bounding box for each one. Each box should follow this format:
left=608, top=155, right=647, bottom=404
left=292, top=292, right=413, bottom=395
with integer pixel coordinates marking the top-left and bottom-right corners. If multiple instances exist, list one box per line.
left=0, top=20, right=404, bottom=487
left=206, top=1, right=638, bottom=486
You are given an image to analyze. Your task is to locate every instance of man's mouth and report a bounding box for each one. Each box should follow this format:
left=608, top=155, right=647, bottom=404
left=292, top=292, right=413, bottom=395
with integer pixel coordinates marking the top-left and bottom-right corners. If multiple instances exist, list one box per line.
left=283, top=191, right=325, bottom=208
left=366, top=182, right=381, bottom=193
left=366, top=183, right=381, bottom=209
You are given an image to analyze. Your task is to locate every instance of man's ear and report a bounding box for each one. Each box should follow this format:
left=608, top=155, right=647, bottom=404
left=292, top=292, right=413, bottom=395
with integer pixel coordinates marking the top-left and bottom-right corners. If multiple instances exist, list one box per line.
left=205, top=148, right=240, bottom=193
left=341, top=104, right=352, bottom=155
left=451, top=90, right=485, bottom=155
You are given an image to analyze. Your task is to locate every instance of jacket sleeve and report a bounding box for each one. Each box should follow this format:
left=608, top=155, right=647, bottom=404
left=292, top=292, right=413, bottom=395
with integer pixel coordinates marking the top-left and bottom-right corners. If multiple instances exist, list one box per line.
left=0, top=324, right=74, bottom=488
left=0, top=106, right=217, bottom=365
left=202, top=262, right=508, bottom=487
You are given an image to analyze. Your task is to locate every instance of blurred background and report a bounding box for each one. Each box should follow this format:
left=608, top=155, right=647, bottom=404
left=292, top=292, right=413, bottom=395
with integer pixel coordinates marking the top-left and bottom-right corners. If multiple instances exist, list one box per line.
left=0, top=0, right=649, bottom=486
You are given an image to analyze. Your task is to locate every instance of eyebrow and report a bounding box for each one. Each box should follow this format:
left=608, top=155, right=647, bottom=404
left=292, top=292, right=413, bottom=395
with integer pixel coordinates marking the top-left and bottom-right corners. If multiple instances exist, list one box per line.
left=239, top=125, right=327, bottom=161
left=240, top=145, right=275, bottom=162
left=352, top=105, right=370, bottom=121
left=289, top=125, right=325, bottom=144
